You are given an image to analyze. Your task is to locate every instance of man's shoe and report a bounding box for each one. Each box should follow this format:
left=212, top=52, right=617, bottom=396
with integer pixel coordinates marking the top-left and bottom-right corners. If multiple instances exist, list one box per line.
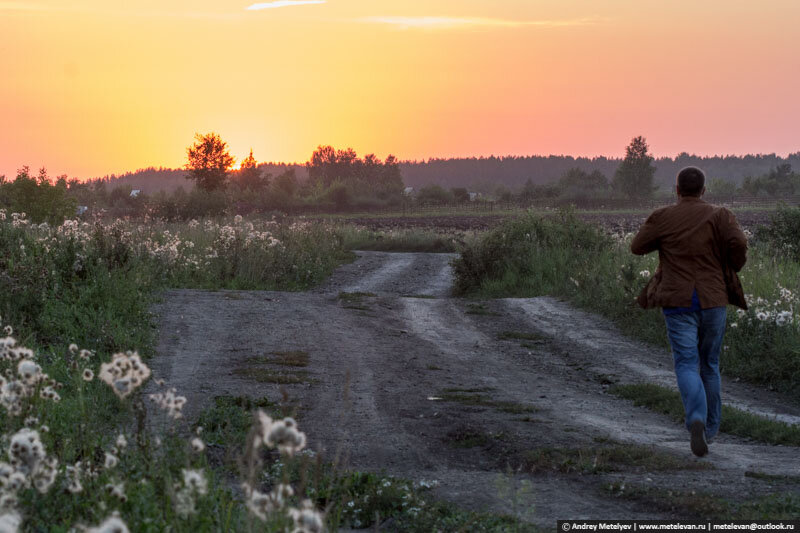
left=690, top=420, right=708, bottom=457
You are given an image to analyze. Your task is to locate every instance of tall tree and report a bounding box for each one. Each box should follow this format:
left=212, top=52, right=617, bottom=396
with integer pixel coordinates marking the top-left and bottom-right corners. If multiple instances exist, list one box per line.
left=613, top=136, right=657, bottom=198
left=235, top=149, right=267, bottom=191
left=185, top=133, right=235, bottom=191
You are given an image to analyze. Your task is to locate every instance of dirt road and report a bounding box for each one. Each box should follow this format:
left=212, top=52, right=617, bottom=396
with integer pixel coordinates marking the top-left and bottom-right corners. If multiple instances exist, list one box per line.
left=150, top=252, right=800, bottom=527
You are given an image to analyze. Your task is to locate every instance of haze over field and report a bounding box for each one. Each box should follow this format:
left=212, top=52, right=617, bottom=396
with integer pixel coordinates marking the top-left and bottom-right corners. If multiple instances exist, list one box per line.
left=2, top=0, right=799, bottom=179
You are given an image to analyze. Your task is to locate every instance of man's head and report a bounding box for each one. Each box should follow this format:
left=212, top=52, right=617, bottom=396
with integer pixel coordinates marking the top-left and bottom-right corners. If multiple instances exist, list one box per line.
left=676, top=166, right=706, bottom=197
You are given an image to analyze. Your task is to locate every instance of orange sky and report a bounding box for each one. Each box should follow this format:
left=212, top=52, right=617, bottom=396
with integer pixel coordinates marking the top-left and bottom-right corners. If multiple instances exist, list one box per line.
left=1, top=0, right=799, bottom=179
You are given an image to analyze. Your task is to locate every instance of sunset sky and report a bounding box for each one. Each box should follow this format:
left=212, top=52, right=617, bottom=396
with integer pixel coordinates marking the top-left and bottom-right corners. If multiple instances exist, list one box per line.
left=1, top=0, right=799, bottom=179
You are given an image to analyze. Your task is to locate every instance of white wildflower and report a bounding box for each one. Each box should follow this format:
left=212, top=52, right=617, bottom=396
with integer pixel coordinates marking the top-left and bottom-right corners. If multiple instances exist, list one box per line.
left=148, top=388, right=187, bottom=420
left=243, top=482, right=294, bottom=522
left=0, top=511, right=21, bottom=533
left=776, top=311, right=793, bottom=327
left=17, top=360, right=41, bottom=384
left=98, top=352, right=151, bottom=399
left=256, top=411, right=306, bottom=456
left=288, top=499, right=326, bottom=533
left=105, top=481, right=126, bottom=502
left=174, top=469, right=208, bottom=518
left=87, top=511, right=130, bottom=533
left=104, top=453, right=118, bottom=470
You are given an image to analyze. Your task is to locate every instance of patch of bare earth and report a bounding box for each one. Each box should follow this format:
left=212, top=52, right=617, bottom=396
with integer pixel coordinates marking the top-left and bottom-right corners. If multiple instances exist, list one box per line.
left=149, top=251, right=800, bottom=528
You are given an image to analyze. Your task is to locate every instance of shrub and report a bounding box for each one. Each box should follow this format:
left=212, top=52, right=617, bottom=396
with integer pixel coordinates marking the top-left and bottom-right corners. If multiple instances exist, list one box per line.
left=452, top=210, right=610, bottom=295
left=755, top=205, right=800, bottom=261
left=0, top=167, right=77, bottom=224
left=179, top=189, right=228, bottom=219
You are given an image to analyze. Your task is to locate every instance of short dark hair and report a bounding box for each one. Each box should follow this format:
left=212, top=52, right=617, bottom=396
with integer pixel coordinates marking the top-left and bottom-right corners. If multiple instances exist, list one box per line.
left=677, top=166, right=705, bottom=197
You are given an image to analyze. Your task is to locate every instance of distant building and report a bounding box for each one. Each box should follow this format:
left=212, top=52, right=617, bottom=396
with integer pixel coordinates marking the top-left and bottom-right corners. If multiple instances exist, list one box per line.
left=403, top=186, right=414, bottom=196
left=469, top=192, right=480, bottom=201
left=130, top=189, right=141, bottom=198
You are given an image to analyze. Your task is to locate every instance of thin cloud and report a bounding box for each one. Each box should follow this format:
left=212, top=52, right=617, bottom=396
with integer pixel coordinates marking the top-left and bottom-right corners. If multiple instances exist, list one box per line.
left=246, top=1, right=326, bottom=10
left=0, top=2, right=50, bottom=11
left=360, top=16, right=597, bottom=30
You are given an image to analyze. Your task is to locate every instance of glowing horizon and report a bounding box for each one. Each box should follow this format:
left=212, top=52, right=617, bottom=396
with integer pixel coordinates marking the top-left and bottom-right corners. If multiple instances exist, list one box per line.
left=1, top=0, right=799, bottom=180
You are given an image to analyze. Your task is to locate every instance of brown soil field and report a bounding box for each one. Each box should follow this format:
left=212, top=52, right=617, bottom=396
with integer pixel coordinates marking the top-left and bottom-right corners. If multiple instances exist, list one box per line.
left=323, top=210, right=772, bottom=234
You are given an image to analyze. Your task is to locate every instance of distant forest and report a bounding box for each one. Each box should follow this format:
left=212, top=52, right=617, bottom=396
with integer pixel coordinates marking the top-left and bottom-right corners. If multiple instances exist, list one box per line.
left=93, top=152, right=800, bottom=194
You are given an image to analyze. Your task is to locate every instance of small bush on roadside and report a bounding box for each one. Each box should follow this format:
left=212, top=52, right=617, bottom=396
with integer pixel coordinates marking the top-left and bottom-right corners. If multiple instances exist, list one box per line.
left=755, top=205, right=800, bottom=261
left=452, top=209, right=612, bottom=296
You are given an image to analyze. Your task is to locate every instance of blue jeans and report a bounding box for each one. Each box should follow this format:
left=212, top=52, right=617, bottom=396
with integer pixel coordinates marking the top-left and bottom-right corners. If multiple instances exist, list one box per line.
left=663, top=307, right=727, bottom=439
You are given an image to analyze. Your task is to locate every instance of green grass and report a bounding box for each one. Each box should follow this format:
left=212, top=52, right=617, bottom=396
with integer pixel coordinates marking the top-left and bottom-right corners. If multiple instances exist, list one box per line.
left=245, top=350, right=310, bottom=367
left=337, top=225, right=462, bottom=253
left=465, top=302, right=503, bottom=316
left=447, top=428, right=493, bottom=448
left=605, top=483, right=800, bottom=520
left=610, top=383, right=800, bottom=446
left=337, top=291, right=375, bottom=310
left=744, top=470, right=800, bottom=483
left=234, top=367, right=308, bottom=384
left=440, top=389, right=538, bottom=414
left=194, top=397, right=534, bottom=532
left=519, top=444, right=710, bottom=474
left=337, top=291, right=375, bottom=301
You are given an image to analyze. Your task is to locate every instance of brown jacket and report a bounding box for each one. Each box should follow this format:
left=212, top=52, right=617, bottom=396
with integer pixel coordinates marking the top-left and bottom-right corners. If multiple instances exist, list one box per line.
left=631, top=196, right=748, bottom=309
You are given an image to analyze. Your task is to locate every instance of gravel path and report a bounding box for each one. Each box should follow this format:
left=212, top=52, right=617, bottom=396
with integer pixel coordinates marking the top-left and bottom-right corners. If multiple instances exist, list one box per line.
left=149, top=251, right=800, bottom=527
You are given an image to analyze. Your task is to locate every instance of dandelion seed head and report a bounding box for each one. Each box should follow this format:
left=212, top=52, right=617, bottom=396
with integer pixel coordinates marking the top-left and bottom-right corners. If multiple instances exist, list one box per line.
left=104, top=481, right=126, bottom=502
left=0, top=511, right=21, bottom=533
left=104, top=453, right=118, bottom=470
left=181, top=469, right=207, bottom=495
left=86, top=511, right=130, bottom=533
left=288, top=499, right=325, bottom=533
left=99, top=352, right=150, bottom=399
left=17, top=360, right=41, bottom=384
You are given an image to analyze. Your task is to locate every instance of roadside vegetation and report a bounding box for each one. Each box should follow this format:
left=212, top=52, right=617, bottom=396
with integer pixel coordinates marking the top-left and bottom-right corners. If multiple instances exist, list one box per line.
left=604, top=482, right=800, bottom=520
left=338, top=225, right=464, bottom=253
left=0, top=208, right=532, bottom=531
left=610, top=384, right=800, bottom=446
left=452, top=207, right=800, bottom=399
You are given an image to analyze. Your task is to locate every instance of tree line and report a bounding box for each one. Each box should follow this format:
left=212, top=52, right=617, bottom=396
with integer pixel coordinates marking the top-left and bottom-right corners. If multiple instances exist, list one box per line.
left=2, top=133, right=798, bottom=222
